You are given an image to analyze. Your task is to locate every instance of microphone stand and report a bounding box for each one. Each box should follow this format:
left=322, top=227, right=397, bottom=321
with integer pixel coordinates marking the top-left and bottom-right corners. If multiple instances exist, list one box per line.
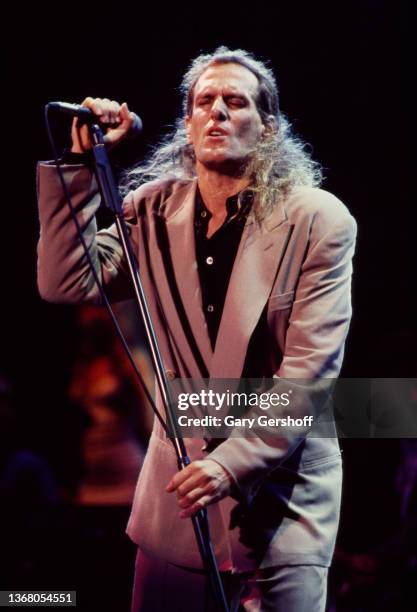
left=88, top=122, right=229, bottom=612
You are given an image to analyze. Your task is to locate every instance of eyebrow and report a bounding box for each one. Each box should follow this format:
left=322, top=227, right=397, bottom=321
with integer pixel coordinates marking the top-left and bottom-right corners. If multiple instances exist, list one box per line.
left=195, top=87, right=251, bottom=101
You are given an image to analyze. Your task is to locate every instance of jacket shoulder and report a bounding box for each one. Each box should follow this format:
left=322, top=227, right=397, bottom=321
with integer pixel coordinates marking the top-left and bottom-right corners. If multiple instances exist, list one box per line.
left=122, top=178, right=193, bottom=219
left=285, top=187, right=357, bottom=237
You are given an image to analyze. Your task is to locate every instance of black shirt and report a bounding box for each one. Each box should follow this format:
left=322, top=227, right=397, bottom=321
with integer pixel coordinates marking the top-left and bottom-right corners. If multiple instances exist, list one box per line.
left=194, top=188, right=252, bottom=350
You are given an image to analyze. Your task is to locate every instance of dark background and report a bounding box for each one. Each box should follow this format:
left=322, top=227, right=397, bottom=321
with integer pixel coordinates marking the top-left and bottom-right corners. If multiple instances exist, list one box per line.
left=2, top=2, right=414, bottom=610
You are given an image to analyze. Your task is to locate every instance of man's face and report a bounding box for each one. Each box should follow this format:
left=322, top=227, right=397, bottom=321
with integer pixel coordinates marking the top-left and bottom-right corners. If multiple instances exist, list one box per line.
left=185, top=62, right=266, bottom=172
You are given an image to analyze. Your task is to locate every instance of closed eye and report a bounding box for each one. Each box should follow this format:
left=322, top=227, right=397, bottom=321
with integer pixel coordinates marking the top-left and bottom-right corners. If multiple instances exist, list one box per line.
left=227, top=97, right=247, bottom=107
left=195, top=94, right=248, bottom=108
left=196, top=95, right=213, bottom=106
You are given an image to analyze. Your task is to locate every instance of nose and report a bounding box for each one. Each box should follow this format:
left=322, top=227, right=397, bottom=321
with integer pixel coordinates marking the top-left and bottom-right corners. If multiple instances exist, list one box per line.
left=210, top=96, right=228, bottom=120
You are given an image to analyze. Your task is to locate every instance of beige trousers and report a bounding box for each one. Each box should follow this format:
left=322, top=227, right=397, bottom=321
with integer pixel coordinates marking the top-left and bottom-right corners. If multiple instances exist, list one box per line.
left=131, top=547, right=328, bottom=612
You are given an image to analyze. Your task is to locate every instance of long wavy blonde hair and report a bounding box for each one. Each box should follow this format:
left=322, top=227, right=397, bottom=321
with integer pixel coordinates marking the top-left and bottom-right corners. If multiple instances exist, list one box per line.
left=121, top=47, right=322, bottom=221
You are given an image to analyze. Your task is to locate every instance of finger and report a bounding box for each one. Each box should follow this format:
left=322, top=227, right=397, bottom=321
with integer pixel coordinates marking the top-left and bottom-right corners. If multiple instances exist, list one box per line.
left=71, top=119, right=90, bottom=153
left=71, top=116, right=83, bottom=152
left=81, top=97, right=105, bottom=122
left=177, top=486, right=208, bottom=509
left=99, top=97, right=112, bottom=123
left=179, top=495, right=213, bottom=519
left=81, top=96, right=98, bottom=112
left=166, top=463, right=203, bottom=492
left=120, top=102, right=129, bottom=119
left=109, top=100, right=121, bottom=125
left=176, top=471, right=214, bottom=500
left=166, top=465, right=194, bottom=492
left=71, top=116, right=79, bottom=135
left=120, top=102, right=134, bottom=130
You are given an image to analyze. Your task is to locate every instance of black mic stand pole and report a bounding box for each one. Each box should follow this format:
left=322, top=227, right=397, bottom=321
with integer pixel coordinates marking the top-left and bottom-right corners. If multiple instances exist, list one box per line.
left=88, top=122, right=229, bottom=612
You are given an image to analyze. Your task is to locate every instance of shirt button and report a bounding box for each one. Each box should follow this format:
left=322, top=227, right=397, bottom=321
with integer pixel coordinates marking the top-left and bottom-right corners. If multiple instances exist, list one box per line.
left=201, top=211, right=207, bottom=218
left=207, top=305, right=214, bottom=313
left=206, top=256, right=214, bottom=265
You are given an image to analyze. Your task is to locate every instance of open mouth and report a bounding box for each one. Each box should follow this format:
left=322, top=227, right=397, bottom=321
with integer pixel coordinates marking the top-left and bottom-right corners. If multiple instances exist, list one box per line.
left=206, top=127, right=228, bottom=138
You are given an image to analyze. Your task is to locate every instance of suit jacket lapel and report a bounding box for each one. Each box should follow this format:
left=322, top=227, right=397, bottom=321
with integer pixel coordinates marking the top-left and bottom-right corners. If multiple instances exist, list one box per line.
left=160, top=180, right=292, bottom=380
left=164, top=181, right=213, bottom=375
left=210, top=203, right=292, bottom=379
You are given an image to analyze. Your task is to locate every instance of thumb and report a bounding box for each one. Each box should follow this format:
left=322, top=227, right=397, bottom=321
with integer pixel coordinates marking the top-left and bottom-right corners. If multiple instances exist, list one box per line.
left=120, top=102, right=134, bottom=130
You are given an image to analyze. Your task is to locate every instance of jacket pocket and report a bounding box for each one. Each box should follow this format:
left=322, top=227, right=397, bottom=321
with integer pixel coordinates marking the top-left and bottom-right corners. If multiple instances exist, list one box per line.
left=300, top=452, right=342, bottom=472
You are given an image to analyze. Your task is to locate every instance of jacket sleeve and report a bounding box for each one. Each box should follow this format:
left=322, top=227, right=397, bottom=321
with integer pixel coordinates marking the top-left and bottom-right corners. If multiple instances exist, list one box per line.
left=36, top=162, right=139, bottom=304
left=207, top=194, right=357, bottom=500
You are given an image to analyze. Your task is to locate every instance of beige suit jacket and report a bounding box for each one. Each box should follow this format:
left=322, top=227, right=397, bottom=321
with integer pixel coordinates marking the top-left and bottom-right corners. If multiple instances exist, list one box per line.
left=37, top=163, right=357, bottom=570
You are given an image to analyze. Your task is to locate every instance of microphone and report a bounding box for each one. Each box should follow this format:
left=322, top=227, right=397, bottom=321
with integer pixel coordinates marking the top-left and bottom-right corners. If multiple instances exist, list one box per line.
left=47, top=101, right=143, bottom=137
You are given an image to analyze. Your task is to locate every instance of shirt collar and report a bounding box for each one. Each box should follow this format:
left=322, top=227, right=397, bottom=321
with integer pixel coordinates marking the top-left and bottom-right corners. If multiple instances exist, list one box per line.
left=194, top=187, right=253, bottom=228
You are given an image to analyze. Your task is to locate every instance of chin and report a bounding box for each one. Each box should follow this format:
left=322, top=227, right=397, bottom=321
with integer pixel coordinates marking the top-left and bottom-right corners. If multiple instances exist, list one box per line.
left=199, top=153, right=248, bottom=175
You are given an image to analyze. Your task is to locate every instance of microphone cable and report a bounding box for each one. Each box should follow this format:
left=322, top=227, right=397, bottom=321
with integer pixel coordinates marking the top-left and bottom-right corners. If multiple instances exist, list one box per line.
left=43, top=104, right=167, bottom=434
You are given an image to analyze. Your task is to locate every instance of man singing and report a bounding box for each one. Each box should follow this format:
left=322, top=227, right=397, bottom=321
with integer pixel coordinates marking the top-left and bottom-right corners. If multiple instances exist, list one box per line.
left=37, top=47, right=357, bottom=611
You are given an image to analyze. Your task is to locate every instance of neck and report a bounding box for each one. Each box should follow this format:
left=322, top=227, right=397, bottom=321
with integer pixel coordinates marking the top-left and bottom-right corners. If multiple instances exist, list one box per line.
left=196, top=163, right=250, bottom=216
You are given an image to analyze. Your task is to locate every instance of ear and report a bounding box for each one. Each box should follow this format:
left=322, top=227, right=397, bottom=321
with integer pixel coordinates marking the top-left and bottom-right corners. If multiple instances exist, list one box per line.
left=262, top=114, right=277, bottom=137
left=185, top=115, right=193, bottom=144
